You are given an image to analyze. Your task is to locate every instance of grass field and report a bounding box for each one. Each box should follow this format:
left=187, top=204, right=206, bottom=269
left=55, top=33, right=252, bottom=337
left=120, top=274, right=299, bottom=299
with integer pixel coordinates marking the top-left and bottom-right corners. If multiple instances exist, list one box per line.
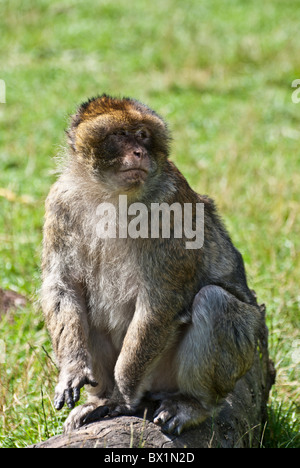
left=0, top=0, right=299, bottom=448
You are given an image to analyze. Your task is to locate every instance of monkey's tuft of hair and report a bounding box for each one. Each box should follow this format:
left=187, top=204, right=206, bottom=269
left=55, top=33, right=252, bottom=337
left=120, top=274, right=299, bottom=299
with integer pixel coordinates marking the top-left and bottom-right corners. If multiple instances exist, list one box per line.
left=67, top=94, right=171, bottom=157
left=73, top=94, right=166, bottom=126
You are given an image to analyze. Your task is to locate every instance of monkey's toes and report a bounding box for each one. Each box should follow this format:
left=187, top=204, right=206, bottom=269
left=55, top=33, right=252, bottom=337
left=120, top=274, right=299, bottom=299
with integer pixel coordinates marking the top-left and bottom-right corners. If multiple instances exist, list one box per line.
left=153, top=400, right=177, bottom=426
left=154, top=405, right=184, bottom=435
left=82, top=405, right=110, bottom=425
left=153, top=398, right=200, bottom=436
left=63, top=403, right=99, bottom=433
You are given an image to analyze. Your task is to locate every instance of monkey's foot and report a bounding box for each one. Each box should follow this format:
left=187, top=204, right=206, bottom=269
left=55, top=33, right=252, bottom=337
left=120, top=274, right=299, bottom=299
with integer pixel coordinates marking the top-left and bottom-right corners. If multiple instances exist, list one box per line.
left=63, top=403, right=97, bottom=433
left=63, top=400, right=108, bottom=433
left=82, top=400, right=137, bottom=426
left=153, top=396, right=209, bottom=435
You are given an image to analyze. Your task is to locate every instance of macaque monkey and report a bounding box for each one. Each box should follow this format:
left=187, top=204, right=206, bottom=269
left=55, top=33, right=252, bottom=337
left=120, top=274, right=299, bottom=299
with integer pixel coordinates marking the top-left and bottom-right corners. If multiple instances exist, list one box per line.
left=41, top=94, right=262, bottom=435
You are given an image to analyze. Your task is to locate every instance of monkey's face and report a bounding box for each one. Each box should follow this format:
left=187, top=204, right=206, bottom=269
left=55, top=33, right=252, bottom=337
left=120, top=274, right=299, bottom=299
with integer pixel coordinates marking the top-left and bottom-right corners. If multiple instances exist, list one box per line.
left=68, top=95, right=171, bottom=194
left=98, top=125, right=152, bottom=189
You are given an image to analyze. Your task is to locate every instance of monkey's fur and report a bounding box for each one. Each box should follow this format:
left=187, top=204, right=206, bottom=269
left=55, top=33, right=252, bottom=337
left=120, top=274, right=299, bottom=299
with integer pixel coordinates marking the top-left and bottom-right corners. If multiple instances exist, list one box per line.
left=41, top=95, right=262, bottom=435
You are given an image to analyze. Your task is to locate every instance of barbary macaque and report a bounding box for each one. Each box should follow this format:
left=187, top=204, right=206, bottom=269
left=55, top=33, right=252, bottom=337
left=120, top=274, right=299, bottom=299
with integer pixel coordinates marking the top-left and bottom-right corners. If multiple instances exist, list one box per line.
left=41, top=94, right=262, bottom=434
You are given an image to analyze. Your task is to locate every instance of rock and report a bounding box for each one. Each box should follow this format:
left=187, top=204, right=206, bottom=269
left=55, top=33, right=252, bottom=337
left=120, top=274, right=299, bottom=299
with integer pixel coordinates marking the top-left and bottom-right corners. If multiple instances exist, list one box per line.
left=0, top=288, right=27, bottom=318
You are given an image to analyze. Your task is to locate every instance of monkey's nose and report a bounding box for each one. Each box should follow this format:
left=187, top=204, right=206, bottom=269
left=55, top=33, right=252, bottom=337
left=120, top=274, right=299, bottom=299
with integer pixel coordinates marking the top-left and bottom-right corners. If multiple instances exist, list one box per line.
left=133, top=150, right=142, bottom=158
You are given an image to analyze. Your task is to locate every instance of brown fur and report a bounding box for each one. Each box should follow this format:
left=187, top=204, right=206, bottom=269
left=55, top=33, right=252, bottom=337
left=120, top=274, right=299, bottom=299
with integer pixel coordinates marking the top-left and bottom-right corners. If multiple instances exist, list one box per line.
left=41, top=95, right=262, bottom=435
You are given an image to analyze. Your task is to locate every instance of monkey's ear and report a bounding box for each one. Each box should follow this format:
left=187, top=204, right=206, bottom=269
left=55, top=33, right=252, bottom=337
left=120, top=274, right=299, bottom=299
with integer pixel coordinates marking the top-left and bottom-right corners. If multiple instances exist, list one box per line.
left=66, top=112, right=82, bottom=152
left=66, top=128, right=76, bottom=152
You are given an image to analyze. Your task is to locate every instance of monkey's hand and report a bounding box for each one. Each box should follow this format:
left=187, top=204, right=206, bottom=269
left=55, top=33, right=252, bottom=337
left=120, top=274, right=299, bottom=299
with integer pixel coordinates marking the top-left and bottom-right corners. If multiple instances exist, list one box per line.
left=54, top=365, right=98, bottom=410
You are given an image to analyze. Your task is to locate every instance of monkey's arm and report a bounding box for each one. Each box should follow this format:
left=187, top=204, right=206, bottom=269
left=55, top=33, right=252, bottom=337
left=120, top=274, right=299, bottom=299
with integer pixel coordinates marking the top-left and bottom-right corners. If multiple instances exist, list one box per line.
left=42, top=272, right=98, bottom=410
left=41, top=197, right=97, bottom=410
left=41, top=263, right=98, bottom=409
left=111, top=291, right=179, bottom=413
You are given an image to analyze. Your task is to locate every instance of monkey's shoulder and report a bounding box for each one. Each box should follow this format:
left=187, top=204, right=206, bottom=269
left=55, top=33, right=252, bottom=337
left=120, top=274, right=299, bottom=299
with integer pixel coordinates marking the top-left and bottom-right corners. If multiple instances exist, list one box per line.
left=165, top=161, right=217, bottom=206
left=43, top=178, right=93, bottom=255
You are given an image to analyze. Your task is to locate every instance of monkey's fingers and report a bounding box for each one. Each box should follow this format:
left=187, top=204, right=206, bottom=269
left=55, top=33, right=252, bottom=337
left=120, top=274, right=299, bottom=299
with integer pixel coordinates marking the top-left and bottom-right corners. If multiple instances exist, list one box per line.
left=71, top=376, right=98, bottom=405
left=54, top=388, right=79, bottom=410
left=54, top=392, right=65, bottom=411
left=73, top=387, right=81, bottom=404
left=65, top=388, right=76, bottom=409
left=82, top=405, right=110, bottom=425
left=65, top=384, right=89, bottom=409
left=54, top=373, right=98, bottom=410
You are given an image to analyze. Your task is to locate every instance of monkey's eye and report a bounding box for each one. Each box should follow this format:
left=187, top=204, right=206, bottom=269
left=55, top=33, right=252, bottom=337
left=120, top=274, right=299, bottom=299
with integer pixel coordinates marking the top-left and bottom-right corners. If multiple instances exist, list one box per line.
left=111, top=129, right=128, bottom=137
left=135, top=129, right=150, bottom=141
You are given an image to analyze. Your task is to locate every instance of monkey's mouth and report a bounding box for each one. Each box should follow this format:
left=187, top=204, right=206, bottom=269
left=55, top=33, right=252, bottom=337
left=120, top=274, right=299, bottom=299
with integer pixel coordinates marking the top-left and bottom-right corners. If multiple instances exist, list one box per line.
left=119, top=168, right=148, bottom=181
left=120, top=167, right=148, bottom=174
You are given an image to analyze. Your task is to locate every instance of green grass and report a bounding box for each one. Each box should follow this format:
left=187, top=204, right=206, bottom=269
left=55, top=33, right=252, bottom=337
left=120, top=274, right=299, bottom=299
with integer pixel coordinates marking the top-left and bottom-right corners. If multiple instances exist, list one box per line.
left=0, top=0, right=299, bottom=448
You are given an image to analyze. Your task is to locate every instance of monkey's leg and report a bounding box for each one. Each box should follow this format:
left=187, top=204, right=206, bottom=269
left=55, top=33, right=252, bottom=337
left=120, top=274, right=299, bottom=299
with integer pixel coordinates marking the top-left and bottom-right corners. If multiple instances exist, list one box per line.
left=153, top=285, right=262, bottom=435
left=84, top=293, right=181, bottom=418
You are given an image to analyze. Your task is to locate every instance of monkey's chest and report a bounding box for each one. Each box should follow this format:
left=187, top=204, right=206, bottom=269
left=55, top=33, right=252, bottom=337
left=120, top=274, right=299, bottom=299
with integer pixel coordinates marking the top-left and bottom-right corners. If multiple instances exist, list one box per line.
left=86, top=246, right=140, bottom=345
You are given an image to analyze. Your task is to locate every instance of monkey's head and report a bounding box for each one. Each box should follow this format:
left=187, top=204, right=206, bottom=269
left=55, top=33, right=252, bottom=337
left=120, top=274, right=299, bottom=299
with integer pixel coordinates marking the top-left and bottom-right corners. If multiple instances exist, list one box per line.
left=67, top=94, right=171, bottom=195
